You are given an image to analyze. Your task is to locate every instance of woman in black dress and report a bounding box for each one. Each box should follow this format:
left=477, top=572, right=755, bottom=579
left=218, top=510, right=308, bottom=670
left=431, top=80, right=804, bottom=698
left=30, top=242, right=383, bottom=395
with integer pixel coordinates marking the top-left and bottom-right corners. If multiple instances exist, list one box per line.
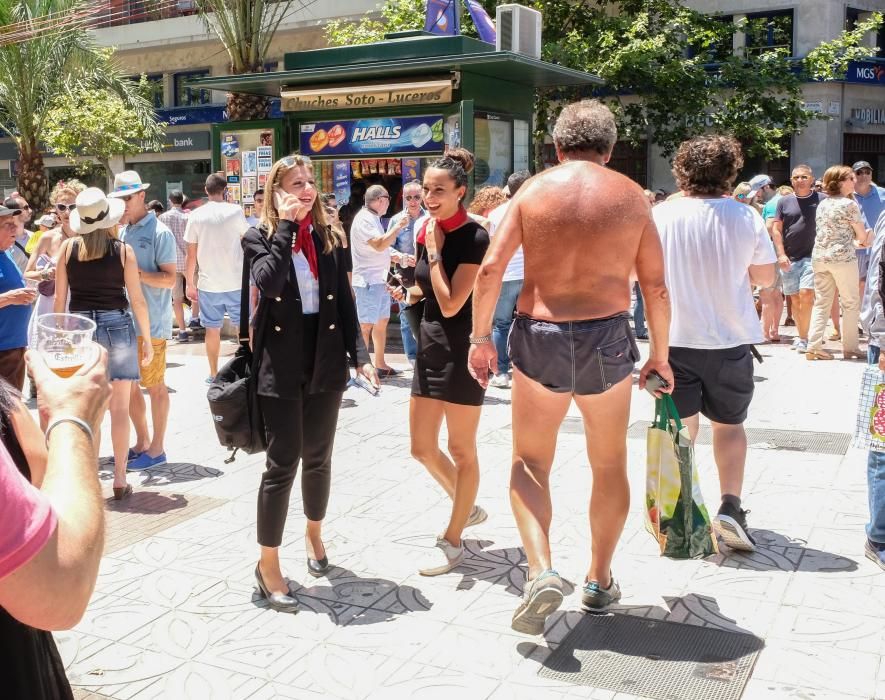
left=243, top=154, right=376, bottom=611
left=396, top=149, right=490, bottom=576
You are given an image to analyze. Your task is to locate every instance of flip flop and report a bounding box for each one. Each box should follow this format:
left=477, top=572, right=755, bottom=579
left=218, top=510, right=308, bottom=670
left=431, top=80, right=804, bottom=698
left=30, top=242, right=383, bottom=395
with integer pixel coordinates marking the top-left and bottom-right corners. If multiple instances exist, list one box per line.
left=376, top=368, right=401, bottom=378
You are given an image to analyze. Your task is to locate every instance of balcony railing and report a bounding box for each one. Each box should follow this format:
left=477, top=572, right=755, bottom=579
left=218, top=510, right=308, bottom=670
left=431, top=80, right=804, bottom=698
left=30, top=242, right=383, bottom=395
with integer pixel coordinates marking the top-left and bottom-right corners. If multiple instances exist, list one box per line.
left=96, top=0, right=198, bottom=28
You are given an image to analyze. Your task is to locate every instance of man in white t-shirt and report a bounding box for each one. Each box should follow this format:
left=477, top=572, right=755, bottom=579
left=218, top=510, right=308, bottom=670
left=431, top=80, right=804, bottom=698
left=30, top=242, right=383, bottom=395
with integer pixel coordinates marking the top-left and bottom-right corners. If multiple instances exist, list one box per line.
left=486, top=170, right=531, bottom=389
left=652, top=135, right=776, bottom=553
left=350, top=184, right=406, bottom=375
left=184, top=173, right=248, bottom=381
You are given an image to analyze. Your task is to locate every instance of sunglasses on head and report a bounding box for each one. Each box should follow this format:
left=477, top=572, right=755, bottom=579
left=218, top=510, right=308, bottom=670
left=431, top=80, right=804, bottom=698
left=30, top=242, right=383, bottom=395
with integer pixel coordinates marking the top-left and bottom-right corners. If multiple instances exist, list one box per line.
left=55, top=203, right=76, bottom=212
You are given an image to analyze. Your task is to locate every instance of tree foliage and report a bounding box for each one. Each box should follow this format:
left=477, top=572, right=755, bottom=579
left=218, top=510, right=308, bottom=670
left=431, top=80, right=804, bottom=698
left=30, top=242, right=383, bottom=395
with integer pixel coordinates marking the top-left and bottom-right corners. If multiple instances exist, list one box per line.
left=0, top=0, right=163, bottom=208
left=326, top=0, right=883, bottom=161
left=43, top=78, right=166, bottom=187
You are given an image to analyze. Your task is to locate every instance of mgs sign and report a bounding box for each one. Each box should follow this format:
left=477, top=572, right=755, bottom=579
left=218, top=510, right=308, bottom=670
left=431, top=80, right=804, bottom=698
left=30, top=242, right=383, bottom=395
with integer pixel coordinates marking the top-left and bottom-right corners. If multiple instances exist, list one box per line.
left=848, top=62, right=885, bottom=84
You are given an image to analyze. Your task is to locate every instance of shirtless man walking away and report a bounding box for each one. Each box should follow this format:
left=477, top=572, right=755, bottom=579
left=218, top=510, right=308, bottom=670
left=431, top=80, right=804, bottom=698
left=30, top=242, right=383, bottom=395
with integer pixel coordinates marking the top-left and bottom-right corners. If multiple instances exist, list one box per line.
left=468, top=99, right=672, bottom=635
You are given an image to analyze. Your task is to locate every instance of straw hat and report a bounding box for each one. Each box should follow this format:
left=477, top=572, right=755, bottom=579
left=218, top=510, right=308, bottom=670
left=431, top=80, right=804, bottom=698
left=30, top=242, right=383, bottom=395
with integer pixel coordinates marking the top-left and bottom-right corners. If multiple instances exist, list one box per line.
left=69, top=188, right=125, bottom=234
left=108, top=170, right=150, bottom=198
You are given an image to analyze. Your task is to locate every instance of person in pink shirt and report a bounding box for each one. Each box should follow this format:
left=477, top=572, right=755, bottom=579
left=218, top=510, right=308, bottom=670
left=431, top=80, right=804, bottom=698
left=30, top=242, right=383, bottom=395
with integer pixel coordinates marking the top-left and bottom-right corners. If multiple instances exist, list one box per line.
left=0, top=346, right=110, bottom=699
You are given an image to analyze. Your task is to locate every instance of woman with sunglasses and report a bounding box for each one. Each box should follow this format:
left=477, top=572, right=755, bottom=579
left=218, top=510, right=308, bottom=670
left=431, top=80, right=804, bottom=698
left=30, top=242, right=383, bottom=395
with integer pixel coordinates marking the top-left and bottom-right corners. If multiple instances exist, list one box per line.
left=24, top=181, right=86, bottom=331
left=244, top=154, right=377, bottom=611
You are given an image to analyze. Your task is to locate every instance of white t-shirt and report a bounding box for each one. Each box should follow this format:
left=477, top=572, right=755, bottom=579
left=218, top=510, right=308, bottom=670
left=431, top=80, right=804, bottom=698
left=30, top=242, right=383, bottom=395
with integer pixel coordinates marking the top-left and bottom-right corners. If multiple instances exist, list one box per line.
left=652, top=197, right=776, bottom=349
left=183, top=201, right=247, bottom=293
left=350, top=207, right=390, bottom=287
left=486, top=201, right=524, bottom=282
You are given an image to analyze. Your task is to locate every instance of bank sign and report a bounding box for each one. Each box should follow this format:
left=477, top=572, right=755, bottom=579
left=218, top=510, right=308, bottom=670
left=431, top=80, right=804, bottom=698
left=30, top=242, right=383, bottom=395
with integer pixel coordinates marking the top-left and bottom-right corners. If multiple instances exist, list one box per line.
left=300, top=116, right=445, bottom=157
left=845, top=61, right=885, bottom=85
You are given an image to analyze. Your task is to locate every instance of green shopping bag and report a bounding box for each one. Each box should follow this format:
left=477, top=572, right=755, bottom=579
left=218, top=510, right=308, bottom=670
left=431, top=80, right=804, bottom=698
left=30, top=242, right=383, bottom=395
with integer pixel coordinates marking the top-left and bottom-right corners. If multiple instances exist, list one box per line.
left=645, top=394, right=718, bottom=559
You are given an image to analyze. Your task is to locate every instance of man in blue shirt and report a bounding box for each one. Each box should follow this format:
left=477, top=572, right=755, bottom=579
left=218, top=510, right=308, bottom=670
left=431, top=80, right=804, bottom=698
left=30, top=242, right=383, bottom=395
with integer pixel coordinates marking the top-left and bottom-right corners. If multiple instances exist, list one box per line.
left=114, top=171, right=177, bottom=470
left=0, top=205, right=34, bottom=390
left=386, top=180, right=425, bottom=363
left=853, top=161, right=885, bottom=292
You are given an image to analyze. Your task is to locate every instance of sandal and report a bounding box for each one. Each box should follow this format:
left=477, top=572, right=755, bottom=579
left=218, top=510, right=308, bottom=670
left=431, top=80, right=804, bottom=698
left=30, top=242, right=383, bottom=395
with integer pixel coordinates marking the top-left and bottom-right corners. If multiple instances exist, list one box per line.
left=829, top=331, right=841, bottom=341
left=806, top=349, right=834, bottom=361
left=113, top=484, right=133, bottom=500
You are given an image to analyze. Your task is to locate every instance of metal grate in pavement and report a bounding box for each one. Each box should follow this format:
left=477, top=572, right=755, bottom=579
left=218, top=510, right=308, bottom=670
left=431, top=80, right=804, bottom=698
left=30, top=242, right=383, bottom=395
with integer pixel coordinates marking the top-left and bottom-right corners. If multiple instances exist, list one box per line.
left=102, top=491, right=226, bottom=555
left=620, top=421, right=849, bottom=455
left=539, top=613, right=764, bottom=700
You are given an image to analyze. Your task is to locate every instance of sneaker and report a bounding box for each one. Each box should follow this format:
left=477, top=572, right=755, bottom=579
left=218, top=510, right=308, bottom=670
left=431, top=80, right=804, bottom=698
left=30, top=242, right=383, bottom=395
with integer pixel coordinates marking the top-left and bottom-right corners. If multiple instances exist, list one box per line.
left=489, top=373, right=511, bottom=389
left=581, top=575, right=622, bottom=613
left=205, top=376, right=216, bottom=385
left=795, top=339, right=808, bottom=353
left=418, top=536, right=464, bottom=576
left=127, top=452, right=167, bottom=471
left=465, top=505, right=488, bottom=529
left=715, top=501, right=756, bottom=551
left=126, top=448, right=143, bottom=462
left=177, top=330, right=190, bottom=343
left=865, top=540, right=885, bottom=571
left=188, top=318, right=203, bottom=330
left=511, top=569, right=564, bottom=635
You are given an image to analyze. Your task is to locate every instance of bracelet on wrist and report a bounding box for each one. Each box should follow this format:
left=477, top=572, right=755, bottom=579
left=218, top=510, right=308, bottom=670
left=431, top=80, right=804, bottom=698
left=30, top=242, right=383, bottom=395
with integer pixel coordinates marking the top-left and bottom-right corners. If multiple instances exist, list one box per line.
left=469, top=334, right=492, bottom=345
left=45, top=416, right=94, bottom=447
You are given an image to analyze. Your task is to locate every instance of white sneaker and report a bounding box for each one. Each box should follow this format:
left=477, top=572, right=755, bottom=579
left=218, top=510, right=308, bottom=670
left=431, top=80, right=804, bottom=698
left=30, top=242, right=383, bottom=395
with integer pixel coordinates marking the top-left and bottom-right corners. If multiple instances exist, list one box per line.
left=489, top=373, right=511, bottom=389
left=465, top=505, right=488, bottom=529
left=791, top=338, right=802, bottom=350
left=418, top=536, right=465, bottom=576
left=796, top=339, right=808, bottom=352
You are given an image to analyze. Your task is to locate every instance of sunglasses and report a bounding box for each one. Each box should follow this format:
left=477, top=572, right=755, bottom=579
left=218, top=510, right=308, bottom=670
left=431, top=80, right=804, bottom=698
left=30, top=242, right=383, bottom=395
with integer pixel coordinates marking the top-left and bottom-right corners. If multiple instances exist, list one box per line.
left=858, top=169, right=873, bottom=175
left=791, top=175, right=811, bottom=180
left=375, top=195, right=390, bottom=200
left=404, top=195, right=422, bottom=201
left=55, top=203, right=76, bottom=212
left=254, top=198, right=265, bottom=204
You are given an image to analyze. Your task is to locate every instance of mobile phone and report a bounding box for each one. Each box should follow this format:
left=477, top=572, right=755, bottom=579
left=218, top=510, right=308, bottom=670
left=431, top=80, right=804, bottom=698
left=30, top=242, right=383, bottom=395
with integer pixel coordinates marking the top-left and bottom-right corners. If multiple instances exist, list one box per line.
left=349, top=373, right=380, bottom=397
left=645, top=369, right=670, bottom=396
left=386, top=270, right=407, bottom=295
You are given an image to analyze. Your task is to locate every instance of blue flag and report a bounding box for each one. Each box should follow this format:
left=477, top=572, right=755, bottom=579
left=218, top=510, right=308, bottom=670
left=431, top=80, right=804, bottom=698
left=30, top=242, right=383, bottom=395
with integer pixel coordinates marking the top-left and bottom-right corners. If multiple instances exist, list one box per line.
left=424, top=0, right=460, bottom=36
left=464, top=0, right=496, bottom=44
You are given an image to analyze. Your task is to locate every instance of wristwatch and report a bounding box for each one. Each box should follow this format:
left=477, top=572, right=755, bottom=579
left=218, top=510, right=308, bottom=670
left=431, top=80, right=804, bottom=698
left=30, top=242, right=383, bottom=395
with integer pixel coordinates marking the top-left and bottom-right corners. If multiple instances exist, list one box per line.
left=428, top=252, right=441, bottom=265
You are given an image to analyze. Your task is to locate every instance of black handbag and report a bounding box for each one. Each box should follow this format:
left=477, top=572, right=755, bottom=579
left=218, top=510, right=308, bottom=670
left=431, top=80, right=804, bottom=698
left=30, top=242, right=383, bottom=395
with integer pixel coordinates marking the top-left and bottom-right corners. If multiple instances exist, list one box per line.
left=206, top=257, right=267, bottom=463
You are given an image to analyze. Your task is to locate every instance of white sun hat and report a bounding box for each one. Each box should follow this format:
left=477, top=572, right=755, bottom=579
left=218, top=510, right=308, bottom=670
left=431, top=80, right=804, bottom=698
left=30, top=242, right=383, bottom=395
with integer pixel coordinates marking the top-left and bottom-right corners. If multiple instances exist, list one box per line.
left=69, top=187, right=125, bottom=234
left=108, top=170, right=151, bottom=198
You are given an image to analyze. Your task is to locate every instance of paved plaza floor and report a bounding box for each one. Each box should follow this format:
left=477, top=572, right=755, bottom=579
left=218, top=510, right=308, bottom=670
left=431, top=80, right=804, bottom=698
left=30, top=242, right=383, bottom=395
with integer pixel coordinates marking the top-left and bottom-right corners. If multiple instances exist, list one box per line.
left=51, top=327, right=885, bottom=700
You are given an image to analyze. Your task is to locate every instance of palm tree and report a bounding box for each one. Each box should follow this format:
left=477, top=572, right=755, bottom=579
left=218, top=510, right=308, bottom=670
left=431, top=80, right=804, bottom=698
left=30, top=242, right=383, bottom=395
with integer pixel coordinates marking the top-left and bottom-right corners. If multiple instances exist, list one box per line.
left=0, top=0, right=161, bottom=210
left=195, top=0, right=315, bottom=121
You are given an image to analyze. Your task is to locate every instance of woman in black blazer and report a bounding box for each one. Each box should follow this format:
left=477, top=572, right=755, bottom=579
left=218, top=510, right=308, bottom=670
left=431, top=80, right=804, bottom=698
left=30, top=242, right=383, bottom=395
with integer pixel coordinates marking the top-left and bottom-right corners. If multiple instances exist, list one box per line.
left=243, top=154, right=377, bottom=611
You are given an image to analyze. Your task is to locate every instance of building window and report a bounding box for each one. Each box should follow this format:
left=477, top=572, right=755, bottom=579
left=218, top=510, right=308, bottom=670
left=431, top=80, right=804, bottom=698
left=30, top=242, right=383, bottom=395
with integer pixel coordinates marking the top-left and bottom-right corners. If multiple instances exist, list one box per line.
left=744, top=10, right=793, bottom=57
left=690, top=15, right=734, bottom=63
left=847, top=7, right=882, bottom=58
left=131, top=73, right=164, bottom=109
left=174, top=70, right=213, bottom=107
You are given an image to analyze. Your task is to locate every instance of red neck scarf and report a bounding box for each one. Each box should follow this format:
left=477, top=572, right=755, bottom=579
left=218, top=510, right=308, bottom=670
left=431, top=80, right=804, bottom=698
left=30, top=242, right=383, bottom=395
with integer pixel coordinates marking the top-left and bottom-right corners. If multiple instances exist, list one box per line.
left=292, top=213, right=318, bottom=279
left=416, top=206, right=470, bottom=246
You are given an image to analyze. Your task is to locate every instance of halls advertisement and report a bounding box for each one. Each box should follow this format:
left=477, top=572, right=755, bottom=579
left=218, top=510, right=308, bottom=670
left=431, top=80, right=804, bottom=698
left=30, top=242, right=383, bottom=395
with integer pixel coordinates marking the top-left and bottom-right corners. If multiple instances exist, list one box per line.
left=300, top=116, right=445, bottom=157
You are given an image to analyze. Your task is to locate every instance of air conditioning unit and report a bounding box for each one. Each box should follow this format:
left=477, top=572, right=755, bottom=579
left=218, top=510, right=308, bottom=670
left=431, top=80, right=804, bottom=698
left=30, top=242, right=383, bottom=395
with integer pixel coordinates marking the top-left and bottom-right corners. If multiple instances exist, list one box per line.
left=496, top=4, right=542, bottom=60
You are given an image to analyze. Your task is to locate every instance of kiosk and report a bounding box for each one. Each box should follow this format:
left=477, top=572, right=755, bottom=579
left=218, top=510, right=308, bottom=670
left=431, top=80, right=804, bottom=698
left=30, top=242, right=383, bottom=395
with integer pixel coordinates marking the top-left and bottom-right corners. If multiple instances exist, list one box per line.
left=197, top=32, right=602, bottom=213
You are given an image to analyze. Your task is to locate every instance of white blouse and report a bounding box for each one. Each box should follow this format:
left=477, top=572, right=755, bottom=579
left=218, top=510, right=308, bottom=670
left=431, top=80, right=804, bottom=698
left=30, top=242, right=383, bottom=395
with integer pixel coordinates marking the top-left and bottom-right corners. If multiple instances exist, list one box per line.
left=292, top=249, right=319, bottom=314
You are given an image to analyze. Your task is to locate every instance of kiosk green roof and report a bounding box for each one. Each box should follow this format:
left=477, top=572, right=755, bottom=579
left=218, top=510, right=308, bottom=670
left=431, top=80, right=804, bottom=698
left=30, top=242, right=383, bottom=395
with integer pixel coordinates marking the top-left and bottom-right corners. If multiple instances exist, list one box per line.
left=189, top=34, right=603, bottom=96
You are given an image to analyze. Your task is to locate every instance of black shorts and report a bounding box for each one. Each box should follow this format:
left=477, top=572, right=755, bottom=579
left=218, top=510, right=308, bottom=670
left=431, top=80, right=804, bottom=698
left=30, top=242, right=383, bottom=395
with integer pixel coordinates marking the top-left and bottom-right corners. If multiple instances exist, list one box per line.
left=669, top=345, right=755, bottom=425
left=509, top=313, right=640, bottom=395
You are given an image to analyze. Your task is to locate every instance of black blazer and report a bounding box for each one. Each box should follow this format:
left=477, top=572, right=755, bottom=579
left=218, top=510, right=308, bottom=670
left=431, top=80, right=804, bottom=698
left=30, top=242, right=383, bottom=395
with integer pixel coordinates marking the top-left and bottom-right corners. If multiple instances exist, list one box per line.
left=243, top=220, right=369, bottom=400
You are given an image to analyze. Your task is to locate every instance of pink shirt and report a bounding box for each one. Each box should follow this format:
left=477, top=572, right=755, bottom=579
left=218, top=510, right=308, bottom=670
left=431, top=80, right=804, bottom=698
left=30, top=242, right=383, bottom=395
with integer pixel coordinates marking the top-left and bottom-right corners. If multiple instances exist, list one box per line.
left=0, top=439, right=56, bottom=579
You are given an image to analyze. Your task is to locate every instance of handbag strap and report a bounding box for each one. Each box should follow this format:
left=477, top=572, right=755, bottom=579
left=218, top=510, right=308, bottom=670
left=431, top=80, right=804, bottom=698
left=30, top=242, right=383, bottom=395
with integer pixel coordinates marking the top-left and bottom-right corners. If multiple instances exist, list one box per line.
left=654, top=394, right=684, bottom=433
left=238, top=256, right=251, bottom=348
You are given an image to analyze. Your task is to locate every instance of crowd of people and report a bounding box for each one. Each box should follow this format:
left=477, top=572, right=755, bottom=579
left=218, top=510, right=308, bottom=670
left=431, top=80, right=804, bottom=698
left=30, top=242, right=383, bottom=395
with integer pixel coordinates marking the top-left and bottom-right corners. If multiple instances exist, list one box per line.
left=2, top=98, right=885, bottom=698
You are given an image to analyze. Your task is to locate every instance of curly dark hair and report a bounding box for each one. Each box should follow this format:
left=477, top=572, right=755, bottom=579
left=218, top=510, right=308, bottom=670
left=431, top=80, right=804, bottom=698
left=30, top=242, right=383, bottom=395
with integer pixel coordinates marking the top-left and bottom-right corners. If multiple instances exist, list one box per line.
left=671, top=136, right=744, bottom=196
left=552, top=99, right=617, bottom=156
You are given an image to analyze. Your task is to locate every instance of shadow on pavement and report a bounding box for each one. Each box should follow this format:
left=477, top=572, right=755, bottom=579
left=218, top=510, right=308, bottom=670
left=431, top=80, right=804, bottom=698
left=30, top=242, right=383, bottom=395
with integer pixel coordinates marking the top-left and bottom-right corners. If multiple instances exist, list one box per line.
left=97, top=460, right=223, bottom=484
left=104, top=490, right=189, bottom=514
left=452, top=540, right=576, bottom=598
left=252, top=566, right=433, bottom=624
left=711, top=528, right=858, bottom=573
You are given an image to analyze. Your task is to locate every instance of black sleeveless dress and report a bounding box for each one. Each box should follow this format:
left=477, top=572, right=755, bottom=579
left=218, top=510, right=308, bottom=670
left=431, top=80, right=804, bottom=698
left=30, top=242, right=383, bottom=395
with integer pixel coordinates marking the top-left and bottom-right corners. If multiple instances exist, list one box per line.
left=0, top=402, right=73, bottom=700
left=411, top=219, right=489, bottom=406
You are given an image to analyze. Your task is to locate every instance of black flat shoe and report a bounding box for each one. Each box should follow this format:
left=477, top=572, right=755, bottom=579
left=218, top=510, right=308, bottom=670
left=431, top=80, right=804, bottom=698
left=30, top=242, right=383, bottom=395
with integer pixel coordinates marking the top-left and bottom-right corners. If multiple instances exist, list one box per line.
left=307, top=555, right=331, bottom=578
left=254, top=565, right=299, bottom=612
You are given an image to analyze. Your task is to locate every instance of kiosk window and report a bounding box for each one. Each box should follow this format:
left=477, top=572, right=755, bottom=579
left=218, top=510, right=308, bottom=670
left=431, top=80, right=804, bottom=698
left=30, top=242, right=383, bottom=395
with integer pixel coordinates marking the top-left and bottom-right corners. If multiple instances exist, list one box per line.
left=474, top=116, right=513, bottom=189
left=514, top=120, right=530, bottom=172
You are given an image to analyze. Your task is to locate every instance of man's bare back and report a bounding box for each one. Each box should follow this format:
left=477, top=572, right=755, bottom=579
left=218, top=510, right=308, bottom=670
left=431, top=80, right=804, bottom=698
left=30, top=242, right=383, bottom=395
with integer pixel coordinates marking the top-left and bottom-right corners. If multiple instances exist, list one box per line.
left=512, top=160, right=654, bottom=322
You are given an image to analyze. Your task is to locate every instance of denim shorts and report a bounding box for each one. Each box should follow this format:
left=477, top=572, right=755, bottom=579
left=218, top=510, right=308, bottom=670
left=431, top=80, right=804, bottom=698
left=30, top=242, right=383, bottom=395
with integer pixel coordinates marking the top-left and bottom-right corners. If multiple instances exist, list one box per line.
left=354, top=283, right=391, bottom=324
left=73, top=309, right=140, bottom=382
left=508, top=313, right=640, bottom=395
left=199, top=289, right=241, bottom=329
left=782, top=257, right=815, bottom=296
